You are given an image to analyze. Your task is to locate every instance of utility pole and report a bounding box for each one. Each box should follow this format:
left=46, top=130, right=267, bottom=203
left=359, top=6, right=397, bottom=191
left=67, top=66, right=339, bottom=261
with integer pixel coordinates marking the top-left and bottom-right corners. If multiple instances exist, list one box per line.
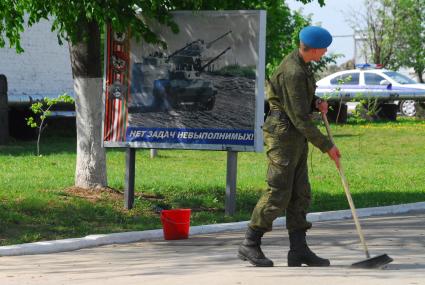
left=353, top=30, right=368, bottom=64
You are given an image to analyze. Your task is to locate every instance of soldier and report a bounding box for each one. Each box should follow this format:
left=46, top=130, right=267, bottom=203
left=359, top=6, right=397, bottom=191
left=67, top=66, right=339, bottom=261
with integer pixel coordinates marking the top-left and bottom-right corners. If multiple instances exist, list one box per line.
left=238, top=26, right=341, bottom=267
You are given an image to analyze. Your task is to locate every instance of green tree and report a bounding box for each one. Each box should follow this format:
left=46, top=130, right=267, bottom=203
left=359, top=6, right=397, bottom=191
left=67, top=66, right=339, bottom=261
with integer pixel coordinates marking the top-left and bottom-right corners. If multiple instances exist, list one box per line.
left=26, top=94, right=75, bottom=156
left=0, top=0, right=325, bottom=189
left=350, top=0, right=424, bottom=81
left=389, top=0, right=424, bottom=82
left=349, top=0, right=399, bottom=66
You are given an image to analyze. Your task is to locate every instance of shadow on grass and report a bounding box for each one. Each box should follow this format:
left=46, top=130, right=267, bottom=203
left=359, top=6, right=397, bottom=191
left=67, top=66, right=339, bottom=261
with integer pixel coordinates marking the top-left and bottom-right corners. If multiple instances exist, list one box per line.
left=311, top=190, right=425, bottom=213
left=0, top=194, right=160, bottom=246
left=0, top=136, right=77, bottom=156
left=0, top=118, right=77, bottom=156
left=331, top=133, right=360, bottom=138
left=0, top=186, right=423, bottom=246
left=345, top=117, right=425, bottom=126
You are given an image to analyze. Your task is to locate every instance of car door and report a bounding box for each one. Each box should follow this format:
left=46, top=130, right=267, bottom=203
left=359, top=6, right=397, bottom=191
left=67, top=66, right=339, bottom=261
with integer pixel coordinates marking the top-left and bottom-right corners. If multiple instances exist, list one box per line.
left=329, top=72, right=360, bottom=99
left=364, top=72, right=389, bottom=99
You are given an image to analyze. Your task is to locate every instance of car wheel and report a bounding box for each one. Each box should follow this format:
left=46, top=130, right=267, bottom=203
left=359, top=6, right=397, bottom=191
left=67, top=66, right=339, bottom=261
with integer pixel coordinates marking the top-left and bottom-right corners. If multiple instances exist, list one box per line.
left=400, top=100, right=416, bottom=117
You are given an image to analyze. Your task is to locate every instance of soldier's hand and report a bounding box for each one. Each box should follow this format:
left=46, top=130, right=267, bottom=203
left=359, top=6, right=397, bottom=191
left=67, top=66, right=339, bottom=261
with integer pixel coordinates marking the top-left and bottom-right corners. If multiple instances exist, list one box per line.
left=316, top=99, right=328, bottom=114
left=327, top=145, right=341, bottom=169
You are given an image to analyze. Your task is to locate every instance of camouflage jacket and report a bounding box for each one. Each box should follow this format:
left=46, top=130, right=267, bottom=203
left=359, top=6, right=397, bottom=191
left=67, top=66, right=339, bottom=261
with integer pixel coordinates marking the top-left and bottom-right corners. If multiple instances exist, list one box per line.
left=267, top=49, right=333, bottom=153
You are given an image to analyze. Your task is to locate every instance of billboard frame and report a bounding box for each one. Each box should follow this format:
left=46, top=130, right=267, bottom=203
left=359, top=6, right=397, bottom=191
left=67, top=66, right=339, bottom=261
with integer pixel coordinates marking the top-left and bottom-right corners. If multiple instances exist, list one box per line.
left=102, top=10, right=266, bottom=153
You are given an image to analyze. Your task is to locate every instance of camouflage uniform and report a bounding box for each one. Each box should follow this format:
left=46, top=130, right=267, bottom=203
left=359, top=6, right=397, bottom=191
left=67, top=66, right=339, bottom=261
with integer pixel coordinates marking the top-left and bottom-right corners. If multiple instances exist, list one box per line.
left=249, top=50, right=333, bottom=233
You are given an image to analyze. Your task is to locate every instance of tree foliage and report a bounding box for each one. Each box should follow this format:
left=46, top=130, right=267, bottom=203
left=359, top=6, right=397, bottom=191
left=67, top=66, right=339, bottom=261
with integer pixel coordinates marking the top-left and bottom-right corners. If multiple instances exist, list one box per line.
left=1, top=0, right=327, bottom=74
left=349, top=0, right=424, bottom=81
left=389, top=0, right=425, bottom=82
left=366, top=0, right=399, bottom=67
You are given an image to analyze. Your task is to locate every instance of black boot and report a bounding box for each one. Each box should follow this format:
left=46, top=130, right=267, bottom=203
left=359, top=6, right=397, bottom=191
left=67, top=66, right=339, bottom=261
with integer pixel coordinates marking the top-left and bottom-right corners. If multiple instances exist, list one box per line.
left=238, top=227, right=274, bottom=267
left=287, top=230, right=330, bottom=267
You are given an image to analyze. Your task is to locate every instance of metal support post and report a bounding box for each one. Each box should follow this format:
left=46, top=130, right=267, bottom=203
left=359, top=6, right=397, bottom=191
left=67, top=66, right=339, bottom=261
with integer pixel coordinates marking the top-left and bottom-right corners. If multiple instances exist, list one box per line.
left=225, top=151, right=238, bottom=216
left=0, top=75, right=8, bottom=145
left=125, top=148, right=136, bottom=209
left=150, top=148, right=157, bottom=158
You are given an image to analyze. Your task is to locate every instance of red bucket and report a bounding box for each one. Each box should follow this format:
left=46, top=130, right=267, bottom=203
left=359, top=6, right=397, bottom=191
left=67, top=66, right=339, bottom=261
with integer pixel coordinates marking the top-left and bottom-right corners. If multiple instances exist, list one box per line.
left=160, top=209, right=191, bottom=240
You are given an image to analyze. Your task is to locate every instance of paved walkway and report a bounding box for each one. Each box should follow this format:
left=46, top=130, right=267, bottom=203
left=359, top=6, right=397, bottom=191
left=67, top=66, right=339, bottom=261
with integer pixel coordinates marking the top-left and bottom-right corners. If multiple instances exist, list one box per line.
left=0, top=211, right=424, bottom=285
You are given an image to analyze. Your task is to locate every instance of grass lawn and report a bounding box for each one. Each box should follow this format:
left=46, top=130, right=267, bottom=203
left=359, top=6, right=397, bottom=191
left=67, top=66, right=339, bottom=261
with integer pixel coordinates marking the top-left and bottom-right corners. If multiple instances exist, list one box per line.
left=0, top=118, right=424, bottom=245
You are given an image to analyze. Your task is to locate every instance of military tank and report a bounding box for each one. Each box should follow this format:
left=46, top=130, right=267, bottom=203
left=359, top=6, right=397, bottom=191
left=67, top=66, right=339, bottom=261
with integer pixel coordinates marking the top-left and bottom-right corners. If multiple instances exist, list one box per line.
left=130, top=31, right=232, bottom=112
left=155, top=31, right=232, bottom=111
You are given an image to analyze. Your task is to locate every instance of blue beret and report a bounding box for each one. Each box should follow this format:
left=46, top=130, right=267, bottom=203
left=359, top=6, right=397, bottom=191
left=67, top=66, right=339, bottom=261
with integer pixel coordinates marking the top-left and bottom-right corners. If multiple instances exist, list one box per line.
left=299, top=26, right=332, bottom=48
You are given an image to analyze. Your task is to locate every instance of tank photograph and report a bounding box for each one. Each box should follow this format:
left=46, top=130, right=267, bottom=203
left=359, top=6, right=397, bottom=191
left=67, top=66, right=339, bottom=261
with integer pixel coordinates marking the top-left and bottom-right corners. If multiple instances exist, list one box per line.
left=126, top=11, right=261, bottom=130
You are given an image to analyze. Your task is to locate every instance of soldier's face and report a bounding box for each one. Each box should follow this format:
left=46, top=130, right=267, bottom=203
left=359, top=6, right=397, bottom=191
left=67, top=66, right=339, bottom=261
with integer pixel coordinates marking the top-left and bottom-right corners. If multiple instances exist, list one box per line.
left=311, top=48, right=327, bottom=61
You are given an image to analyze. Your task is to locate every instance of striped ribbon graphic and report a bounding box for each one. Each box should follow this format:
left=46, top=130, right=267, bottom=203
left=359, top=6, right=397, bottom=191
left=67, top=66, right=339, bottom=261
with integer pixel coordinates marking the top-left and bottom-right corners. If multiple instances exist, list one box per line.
left=103, top=26, right=130, bottom=142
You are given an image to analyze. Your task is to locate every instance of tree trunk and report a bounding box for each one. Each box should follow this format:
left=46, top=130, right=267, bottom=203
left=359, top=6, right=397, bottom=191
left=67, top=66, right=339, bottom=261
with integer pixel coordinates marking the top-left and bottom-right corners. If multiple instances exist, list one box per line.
left=417, top=71, right=424, bottom=83
left=69, top=21, right=107, bottom=188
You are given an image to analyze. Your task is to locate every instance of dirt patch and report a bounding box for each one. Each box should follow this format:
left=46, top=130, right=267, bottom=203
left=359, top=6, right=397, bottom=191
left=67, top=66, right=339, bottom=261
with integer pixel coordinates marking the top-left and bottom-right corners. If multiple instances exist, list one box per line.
left=63, top=187, right=165, bottom=204
left=64, top=186, right=123, bottom=203
left=63, top=187, right=220, bottom=213
left=191, top=206, right=221, bottom=213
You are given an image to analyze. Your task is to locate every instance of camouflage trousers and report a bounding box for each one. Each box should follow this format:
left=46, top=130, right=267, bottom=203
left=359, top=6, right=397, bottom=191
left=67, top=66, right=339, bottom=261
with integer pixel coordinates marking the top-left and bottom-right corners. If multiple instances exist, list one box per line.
left=249, top=121, right=312, bottom=233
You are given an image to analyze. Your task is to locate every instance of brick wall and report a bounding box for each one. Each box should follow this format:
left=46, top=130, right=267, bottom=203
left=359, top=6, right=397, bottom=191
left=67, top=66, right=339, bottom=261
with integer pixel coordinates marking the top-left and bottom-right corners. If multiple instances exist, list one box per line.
left=0, top=19, right=74, bottom=98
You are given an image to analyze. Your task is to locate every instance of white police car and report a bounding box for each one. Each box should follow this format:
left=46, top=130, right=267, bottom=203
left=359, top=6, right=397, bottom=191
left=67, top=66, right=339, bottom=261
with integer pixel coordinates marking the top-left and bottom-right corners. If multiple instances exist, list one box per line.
left=316, top=64, right=425, bottom=117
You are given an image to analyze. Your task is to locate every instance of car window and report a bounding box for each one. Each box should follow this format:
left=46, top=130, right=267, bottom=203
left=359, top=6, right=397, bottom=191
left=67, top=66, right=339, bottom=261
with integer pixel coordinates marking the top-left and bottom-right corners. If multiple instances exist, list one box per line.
left=383, top=71, right=417, bottom=84
left=330, top=73, right=359, bottom=85
left=364, top=73, right=386, bottom=85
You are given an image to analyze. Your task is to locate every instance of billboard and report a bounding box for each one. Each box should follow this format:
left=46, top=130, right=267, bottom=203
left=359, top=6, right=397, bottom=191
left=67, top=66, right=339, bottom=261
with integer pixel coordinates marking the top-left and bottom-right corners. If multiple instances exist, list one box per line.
left=102, top=10, right=266, bottom=152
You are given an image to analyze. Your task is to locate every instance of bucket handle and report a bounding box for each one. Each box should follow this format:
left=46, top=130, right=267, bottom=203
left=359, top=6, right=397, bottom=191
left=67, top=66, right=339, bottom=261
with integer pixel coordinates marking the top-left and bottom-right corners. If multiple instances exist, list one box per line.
left=161, top=216, right=190, bottom=225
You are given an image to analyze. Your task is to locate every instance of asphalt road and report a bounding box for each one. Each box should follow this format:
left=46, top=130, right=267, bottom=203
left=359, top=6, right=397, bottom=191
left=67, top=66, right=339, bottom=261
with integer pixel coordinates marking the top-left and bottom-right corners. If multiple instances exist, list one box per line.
left=0, top=211, right=424, bottom=285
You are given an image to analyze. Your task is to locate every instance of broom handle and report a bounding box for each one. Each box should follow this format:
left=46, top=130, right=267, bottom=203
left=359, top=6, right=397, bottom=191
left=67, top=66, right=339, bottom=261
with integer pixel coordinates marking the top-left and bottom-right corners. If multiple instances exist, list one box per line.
left=321, top=113, right=370, bottom=259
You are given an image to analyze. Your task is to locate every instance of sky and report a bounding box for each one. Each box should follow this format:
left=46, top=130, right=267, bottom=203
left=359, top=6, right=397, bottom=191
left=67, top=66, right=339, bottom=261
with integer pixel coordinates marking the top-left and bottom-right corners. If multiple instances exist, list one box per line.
left=286, top=0, right=364, bottom=65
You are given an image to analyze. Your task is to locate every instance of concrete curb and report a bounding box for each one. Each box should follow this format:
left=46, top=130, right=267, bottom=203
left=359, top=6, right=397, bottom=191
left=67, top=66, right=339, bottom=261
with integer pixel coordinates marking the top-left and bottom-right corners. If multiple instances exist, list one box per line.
left=1, top=201, right=424, bottom=256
